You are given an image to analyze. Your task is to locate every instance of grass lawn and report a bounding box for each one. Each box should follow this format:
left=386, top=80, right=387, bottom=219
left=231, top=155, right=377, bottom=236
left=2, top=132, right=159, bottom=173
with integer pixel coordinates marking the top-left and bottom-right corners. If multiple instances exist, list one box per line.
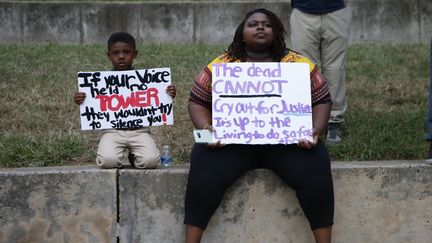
left=0, top=43, right=429, bottom=167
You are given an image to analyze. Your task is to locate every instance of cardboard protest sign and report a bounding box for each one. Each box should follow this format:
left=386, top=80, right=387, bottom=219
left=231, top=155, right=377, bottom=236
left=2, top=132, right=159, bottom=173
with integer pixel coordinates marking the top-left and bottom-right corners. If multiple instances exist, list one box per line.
left=77, top=68, right=173, bottom=130
left=212, top=62, right=312, bottom=144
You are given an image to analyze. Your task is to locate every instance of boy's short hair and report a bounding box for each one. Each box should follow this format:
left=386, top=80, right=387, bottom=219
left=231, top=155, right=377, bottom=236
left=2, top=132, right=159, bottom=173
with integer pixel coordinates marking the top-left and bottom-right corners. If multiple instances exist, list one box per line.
left=107, top=32, right=136, bottom=50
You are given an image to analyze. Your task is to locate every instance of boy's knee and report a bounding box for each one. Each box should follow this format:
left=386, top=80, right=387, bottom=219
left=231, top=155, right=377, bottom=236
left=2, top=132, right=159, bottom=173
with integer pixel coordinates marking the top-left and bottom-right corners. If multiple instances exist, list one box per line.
left=133, top=154, right=159, bottom=169
left=96, top=155, right=122, bottom=169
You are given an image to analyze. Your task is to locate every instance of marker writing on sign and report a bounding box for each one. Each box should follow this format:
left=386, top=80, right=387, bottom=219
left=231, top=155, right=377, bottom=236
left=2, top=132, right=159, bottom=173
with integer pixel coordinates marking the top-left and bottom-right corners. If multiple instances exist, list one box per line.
left=213, top=63, right=282, bottom=78
left=213, top=79, right=287, bottom=97
left=113, top=103, right=173, bottom=119
left=81, top=106, right=110, bottom=122
left=95, top=88, right=160, bottom=112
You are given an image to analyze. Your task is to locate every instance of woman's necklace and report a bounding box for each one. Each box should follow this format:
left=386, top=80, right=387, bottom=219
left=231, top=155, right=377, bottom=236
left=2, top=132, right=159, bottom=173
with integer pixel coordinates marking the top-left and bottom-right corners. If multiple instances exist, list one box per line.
left=246, top=50, right=271, bottom=61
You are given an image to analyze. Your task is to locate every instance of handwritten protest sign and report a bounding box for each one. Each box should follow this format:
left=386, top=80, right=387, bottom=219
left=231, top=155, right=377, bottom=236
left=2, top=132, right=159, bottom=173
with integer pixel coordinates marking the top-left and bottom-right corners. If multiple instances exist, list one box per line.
left=212, top=62, right=312, bottom=144
left=77, top=68, right=173, bottom=130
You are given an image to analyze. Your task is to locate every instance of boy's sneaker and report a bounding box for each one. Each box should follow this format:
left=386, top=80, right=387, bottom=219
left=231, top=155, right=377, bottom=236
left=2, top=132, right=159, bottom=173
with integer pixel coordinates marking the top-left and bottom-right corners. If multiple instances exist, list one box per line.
left=327, top=123, right=342, bottom=144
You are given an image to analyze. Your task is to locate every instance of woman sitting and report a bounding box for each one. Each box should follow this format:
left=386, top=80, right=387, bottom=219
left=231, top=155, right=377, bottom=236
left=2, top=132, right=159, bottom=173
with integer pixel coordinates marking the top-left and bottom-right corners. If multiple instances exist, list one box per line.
left=184, top=8, right=334, bottom=243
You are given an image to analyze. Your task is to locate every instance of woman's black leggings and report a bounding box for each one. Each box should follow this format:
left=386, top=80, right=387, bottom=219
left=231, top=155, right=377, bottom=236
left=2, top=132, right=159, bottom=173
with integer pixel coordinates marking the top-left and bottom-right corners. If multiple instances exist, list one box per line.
left=184, top=140, right=334, bottom=231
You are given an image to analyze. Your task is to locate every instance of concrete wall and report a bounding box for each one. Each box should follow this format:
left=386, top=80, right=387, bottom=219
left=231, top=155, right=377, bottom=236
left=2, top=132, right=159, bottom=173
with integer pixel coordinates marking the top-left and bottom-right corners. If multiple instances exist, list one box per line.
left=0, top=0, right=431, bottom=45
left=1, top=161, right=432, bottom=243
left=0, top=167, right=117, bottom=243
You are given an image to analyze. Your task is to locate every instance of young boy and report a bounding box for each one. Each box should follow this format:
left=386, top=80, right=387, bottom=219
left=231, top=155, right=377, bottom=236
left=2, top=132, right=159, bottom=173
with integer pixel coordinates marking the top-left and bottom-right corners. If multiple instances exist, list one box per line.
left=74, top=32, right=176, bottom=169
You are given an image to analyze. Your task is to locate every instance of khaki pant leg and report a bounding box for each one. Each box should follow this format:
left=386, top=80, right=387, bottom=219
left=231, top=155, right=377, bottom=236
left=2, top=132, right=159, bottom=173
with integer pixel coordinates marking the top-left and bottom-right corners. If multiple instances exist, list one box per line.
left=289, top=8, right=321, bottom=65
left=290, top=8, right=349, bottom=123
left=321, top=8, right=349, bottom=123
left=127, top=129, right=160, bottom=169
left=96, top=130, right=126, bottom=169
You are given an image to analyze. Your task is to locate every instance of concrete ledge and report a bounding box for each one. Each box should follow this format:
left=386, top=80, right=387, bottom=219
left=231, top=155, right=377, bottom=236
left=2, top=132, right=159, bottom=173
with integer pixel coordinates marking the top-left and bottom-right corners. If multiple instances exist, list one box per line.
left=0, top=0, right=431, bottom=44
left=1, top=161, right=432, bottom=242
left=119, top=167, right=188, bottom=243
left=0, top=167, right=117, bottom=243
left=332, top=161, right=432, bottom=243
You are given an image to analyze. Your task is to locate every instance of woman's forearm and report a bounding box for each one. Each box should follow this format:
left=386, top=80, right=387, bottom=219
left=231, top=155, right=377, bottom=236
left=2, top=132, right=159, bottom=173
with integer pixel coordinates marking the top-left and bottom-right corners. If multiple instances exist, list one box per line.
left=312, top=103, right=331, bottom=135
left=188, top=101, right=212, bottom=129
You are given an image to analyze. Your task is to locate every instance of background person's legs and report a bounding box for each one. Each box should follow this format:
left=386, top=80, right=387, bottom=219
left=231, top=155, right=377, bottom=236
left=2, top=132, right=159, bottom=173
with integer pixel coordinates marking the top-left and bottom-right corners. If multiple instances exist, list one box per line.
left=321, top=8, right=349, bottom=143
left=290, top=8, right=321, bottom=65
left=321, top=8, right=348, bottom=124
left=291, top=8, right=349, bottom=143
left=426, top=37, right=432, bottom=163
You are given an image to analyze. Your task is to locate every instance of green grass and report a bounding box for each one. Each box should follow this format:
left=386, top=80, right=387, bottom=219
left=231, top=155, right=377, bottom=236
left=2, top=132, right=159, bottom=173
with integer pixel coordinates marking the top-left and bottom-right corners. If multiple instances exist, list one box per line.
left=0, top=43, right=429, bottom=167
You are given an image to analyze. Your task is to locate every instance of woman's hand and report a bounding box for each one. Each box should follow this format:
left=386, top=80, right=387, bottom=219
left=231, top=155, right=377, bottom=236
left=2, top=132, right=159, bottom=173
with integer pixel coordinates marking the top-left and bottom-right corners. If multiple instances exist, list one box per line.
left=188, top=101, right=224, bottom=148
left=297, top=128, right=319, bottom=149
left=203, top=124, right=224, bottom=148
left=297, top=102, right=331, bottom=149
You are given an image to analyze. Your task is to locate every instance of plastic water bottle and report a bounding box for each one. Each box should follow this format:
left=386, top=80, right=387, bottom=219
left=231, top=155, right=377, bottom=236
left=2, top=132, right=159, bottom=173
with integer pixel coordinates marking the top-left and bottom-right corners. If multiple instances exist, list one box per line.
left=160, top=145, right=172, bottom=167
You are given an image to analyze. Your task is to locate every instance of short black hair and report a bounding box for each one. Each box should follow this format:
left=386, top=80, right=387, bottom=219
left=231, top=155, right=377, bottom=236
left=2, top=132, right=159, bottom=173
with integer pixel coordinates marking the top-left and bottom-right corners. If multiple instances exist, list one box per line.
left=107, top=32, right=136, bottom=50
left=226, top=8, right=287, bottom=62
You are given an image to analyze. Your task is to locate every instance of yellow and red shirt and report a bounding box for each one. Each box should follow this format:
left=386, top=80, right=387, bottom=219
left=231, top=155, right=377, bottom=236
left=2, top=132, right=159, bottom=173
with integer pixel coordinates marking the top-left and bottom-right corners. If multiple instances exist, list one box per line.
left=190, top=51, right=331, bottom=109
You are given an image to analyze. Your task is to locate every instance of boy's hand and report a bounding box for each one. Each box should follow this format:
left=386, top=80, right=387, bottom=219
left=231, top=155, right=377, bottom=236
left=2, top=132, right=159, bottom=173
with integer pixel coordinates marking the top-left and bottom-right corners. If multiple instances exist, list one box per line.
left=74, top=92, right=86, bottom=105
left=166, top=84, right=176, bottom=98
